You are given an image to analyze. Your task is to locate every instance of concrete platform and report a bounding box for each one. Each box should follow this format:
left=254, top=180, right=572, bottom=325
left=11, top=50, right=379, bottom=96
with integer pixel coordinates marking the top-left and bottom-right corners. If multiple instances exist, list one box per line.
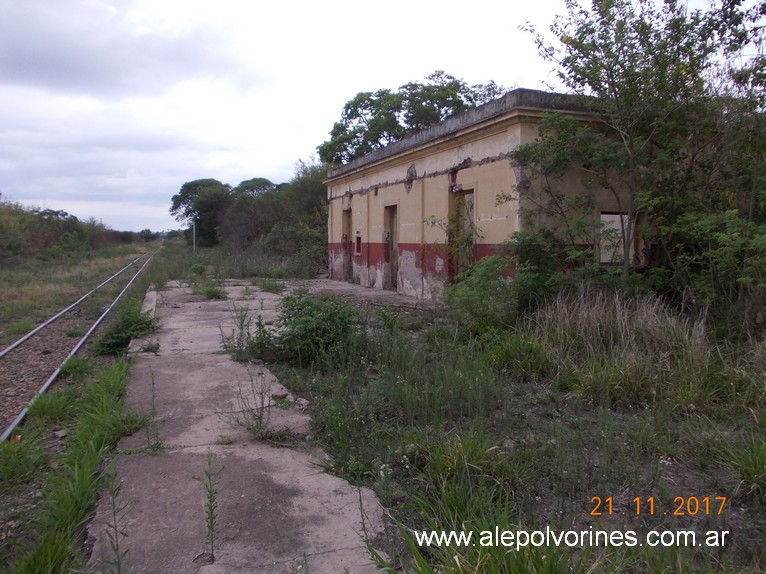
left=86, top=280, right=387, bottom=574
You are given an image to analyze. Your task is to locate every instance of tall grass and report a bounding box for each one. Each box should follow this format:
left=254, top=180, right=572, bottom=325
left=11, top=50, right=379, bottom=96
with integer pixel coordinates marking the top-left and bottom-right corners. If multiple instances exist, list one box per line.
left=0, top=430, right=48, bottom=489
left=261, top=288, right=764, bottom=572
left=497, top=290, right=725, bottom=408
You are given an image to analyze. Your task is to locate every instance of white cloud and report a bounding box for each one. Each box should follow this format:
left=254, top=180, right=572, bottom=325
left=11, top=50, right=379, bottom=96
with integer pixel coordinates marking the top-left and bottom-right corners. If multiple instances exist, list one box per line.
left=0, top=0, right=253, bottom=97
left=0, top=0, right=591, bottom=231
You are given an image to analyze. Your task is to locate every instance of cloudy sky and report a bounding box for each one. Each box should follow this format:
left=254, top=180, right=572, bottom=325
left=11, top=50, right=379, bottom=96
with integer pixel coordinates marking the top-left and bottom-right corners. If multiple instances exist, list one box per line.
left=0, top=0, right=703, bottom=232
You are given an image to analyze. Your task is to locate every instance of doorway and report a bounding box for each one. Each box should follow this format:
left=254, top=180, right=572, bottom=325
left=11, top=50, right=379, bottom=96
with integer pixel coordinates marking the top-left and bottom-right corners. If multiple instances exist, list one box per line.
left=342, top=208, right=352, bottom=281
left=384, top=205, right=398, bottom=290
left=448, top=190, right=475, bottom=281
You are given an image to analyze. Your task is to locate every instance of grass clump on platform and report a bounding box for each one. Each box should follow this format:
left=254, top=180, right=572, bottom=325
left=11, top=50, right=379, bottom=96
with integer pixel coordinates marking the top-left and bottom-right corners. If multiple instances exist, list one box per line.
left=253, top=277, right=283, bottom=293
left=196, top=283, right=228, bottom=300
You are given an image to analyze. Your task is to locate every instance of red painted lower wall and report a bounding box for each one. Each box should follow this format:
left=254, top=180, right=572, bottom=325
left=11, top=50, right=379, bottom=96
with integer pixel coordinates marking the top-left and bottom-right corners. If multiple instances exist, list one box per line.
left=329, top=242, right=508, bottom=278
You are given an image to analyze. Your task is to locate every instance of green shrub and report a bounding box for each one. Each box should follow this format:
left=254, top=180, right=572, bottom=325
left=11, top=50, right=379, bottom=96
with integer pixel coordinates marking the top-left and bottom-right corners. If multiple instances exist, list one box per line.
left=447, top=255, right=559, bottom=333
left=190, top=263, right=207, bottom=276
left=275, top=291, right=356, bottom=366
left=92, top=301, right=157, bottom=355
left=447, top=255, right=516, bottom=331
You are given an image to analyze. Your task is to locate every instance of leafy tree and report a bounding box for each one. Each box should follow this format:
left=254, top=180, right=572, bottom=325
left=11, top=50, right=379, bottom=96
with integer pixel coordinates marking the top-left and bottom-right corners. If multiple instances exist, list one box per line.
left=518, top=0, right=719, bottom=276
left=515, top=0, right=766, bottom=324
left=277, top=158, right=328, bottom=230
left=216, top=159, right=328, bottom=265
left=169, top=179, right=232, bottom=247
left=217, top=190, right=281, bottom=250
left=139, top=228, right=158, bottom=242
left=318, top=71, right=506, bottom=165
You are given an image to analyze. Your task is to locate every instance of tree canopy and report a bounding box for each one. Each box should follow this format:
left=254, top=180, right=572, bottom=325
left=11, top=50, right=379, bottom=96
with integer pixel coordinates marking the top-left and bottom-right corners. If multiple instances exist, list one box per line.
left=317, top=71, right=506, bottom=165
left=169, top=178, right=232, bottom=247
left=233, top=177, right=276, bottom=196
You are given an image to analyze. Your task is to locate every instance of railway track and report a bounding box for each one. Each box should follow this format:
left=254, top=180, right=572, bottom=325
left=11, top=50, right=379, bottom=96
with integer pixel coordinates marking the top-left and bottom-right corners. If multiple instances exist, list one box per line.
left=0, top=252, right=156, bottom=442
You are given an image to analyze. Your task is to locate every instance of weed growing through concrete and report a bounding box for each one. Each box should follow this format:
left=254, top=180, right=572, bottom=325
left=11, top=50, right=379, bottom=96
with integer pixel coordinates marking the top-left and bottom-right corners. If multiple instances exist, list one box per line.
left=274, top=398, right=293, bottom=410
left=196, top=284, right=227, bottom=300
left=193, top=452, right=224, bottom=564
left=290, top=553, right=310, bottom=574
left=139, top=340, right=159, bottom=354
left=99, top=469, right=131, bottom=574
left=254, top=278, right=283, bottom=293
left=214, top=435, right=235, bottom=446
left=144, top=372, right=163, bottom=453
left=222, top=371, right=272, bottom=440
left=218, top=305, right=253, bottom=360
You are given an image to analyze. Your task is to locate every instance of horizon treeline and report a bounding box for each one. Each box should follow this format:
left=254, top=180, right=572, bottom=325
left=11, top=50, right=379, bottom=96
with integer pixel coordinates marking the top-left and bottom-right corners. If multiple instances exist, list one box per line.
left=0, top=197, right=158, bottom=265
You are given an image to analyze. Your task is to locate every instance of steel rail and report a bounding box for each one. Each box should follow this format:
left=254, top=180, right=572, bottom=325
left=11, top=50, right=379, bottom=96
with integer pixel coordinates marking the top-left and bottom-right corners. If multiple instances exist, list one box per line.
left=0, top=256, right=142, bottom=360
left=0, top=251, right=157, bottom=442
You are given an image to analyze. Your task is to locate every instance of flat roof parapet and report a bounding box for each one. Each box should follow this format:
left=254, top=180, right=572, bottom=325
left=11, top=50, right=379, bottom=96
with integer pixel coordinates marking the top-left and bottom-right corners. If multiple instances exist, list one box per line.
left=326, top=88, right=587, bottom=180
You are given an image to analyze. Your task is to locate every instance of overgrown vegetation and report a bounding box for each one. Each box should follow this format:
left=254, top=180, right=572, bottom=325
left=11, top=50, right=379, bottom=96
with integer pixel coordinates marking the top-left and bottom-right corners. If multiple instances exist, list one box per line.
left=0, top=241, right=164, bottom=571
left=1, top=359, right=146, bottom=572
left=91, top=298, right=158, bottom=355
left=317, top=70, right=506, bottom=165
left=235, top=287, right=764, bottom=572
left=0, top=196, right=156, bottom=266
left=0, top=242, right=155, bottom=344
left=510, top=0, right=766, bottom=334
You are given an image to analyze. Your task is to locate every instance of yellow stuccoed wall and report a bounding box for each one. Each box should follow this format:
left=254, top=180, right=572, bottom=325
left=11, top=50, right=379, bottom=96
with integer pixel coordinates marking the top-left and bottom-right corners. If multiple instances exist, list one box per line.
left=326, top=123, right=523, bottom=298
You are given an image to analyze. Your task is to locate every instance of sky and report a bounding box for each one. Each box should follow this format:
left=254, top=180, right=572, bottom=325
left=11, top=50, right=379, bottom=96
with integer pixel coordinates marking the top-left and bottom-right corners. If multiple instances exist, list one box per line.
left=0, top=0, right=708, bottom=232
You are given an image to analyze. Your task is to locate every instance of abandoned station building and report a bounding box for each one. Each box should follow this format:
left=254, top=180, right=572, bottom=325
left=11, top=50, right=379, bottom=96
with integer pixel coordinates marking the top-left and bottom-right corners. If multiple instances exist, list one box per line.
left=326, top=89, right=632, bottom=300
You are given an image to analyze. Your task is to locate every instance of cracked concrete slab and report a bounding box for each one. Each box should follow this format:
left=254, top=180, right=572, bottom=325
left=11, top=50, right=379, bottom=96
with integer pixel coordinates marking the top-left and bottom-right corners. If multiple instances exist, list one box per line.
left=86, top=281, right=386, bottom=574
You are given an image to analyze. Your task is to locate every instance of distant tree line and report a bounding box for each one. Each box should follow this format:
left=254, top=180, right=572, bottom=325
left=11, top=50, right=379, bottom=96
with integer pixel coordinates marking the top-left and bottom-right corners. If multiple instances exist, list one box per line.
left=169, top=159, right=327, bottom=266
left=0, top=196, right=158, bottom=264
